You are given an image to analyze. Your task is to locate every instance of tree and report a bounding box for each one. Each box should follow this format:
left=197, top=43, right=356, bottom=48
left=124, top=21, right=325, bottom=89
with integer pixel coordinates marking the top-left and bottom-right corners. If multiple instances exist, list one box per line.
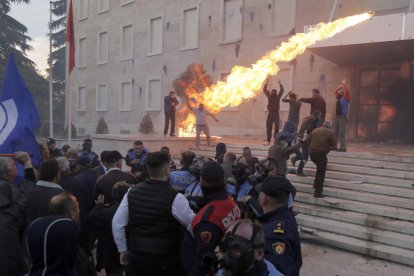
left=0, top=0, right=49, bottom=133
left=49, top=0, right=67, bottom=131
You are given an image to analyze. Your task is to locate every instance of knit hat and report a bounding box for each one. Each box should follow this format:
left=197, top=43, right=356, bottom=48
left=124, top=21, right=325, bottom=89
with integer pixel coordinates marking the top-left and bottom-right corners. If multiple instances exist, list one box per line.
left=201, top=161, right=225, bottom=184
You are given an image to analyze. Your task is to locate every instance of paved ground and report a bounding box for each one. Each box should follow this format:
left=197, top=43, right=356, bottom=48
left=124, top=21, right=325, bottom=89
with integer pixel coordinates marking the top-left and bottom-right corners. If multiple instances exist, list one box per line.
left=301, top=241, right=414, bottom=276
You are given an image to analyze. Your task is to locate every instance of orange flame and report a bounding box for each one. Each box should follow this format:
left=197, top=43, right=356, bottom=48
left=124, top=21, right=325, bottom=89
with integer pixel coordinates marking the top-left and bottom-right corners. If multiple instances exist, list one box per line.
left=179, top=13, right=372, bottom=137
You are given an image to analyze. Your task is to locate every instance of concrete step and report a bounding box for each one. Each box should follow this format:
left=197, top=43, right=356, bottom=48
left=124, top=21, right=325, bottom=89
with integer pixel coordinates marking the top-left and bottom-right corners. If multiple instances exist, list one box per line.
left=190, top=146, right=414, bottom=173
left=294, top=192, right=414, bottom=222
left=294, top=182, right=414, bottom=210
left=294, top=202, right=414, bottom=236
left=288, top=174, right=414, bottom=199
left=299, top=228, right=414, bottom=267
left=197, top=143, right=414, bottom=163
left=296, top=214, right=414, bottom=251
left=300, top=168, right=414, bottom=190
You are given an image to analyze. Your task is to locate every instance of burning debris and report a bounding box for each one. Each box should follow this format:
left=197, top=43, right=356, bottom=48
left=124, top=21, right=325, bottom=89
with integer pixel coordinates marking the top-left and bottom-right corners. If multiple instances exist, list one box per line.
left=174, top=13, right=372, bottom=137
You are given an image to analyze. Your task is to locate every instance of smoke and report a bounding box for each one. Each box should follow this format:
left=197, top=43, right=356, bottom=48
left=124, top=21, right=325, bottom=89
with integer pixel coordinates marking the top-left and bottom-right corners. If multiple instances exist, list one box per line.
left=173, top=64, right=212, bottom=127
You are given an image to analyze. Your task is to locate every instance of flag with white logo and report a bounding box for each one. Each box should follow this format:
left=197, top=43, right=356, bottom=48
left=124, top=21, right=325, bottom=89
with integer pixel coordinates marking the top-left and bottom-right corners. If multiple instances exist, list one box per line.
left=0, top=54, right=41, bottom=168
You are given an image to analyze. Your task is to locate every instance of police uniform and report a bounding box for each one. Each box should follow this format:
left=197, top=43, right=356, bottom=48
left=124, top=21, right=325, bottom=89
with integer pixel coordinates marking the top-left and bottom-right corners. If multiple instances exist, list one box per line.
left=226, top=180, right=256, bottom=200
left=258, top=177, right=302, bottom=276
left=181, top=190, right=241, bottom=275
left=49, top=148, right=63, bottom=159
left=169, top=168, right=195, bottom=192
left=125, top=148, right=150, bottom=181
left=181, top=161, right=241, bottom=276
left=77, top=150, right=100, bottom=167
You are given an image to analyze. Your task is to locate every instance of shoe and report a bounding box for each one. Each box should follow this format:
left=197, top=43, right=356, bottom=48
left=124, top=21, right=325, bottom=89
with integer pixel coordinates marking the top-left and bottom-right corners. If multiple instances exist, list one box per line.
left=170, top=134, right=175, bottom=137
left=290, top=157, right=297, bottom=167
left=263, top=142, right=270, bottom=146
left=296, top=172, right=307, bottom=177
left=313, top=194, right=325, bottom=198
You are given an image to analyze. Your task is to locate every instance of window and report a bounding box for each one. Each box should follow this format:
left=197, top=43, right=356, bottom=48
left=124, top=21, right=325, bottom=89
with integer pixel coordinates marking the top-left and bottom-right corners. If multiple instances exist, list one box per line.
left=77, top=86, right=86, bottom=111
left=180, top=6, right=199, bottom=50
left=268, top=0, right=296, bottom=36
left=121, top=0, right=135, bottom=6
left=79, top=0, right=88, bottom=20
left=220, top=72, right=239, bottom=111
left=119, top=81, right=132, bottom=111
left=220, top=0, right=243, bottom=44
left=146, top=77, right=162, bottom=111
left=98, top=0, right=109, bottom=13
left=148, top=15, right=163, bottom=56
left=97, top=31, right=108, bottom=64
left=121, top=24, right=133, bottom=60
left=96, top=83, right=108, bottom=111
left=78, top=36, right=87, bottom=68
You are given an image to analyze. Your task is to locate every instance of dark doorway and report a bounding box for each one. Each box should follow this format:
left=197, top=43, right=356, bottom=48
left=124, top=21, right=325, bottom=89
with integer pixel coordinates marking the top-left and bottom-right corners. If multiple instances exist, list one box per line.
left=357, top=65, right=414, bottom=143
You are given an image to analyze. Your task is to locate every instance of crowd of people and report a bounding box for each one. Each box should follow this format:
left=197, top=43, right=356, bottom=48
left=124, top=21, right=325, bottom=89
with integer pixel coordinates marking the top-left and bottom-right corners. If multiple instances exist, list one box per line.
left=1, top=135, right=305, bottom=276
left=0, top=78, right=350, bottom=276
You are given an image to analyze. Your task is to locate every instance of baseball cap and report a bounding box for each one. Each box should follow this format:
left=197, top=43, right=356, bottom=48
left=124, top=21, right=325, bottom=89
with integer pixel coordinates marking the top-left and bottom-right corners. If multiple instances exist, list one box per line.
left=106, top=150, right=124, bottom=163
left=200, top=161, right=225, bottom=183
left=261, top=176, right=292, bottom=197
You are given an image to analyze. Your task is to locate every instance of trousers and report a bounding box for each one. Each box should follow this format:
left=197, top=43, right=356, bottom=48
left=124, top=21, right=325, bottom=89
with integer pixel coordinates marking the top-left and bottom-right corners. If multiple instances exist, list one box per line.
left=195, top=124, right=211, bottom=148
left=266, top=112, right=280, bottom=142
left=164, top=112, right=176, bottom=135
left=335, top=116, right=347, bottom=150
left=309, top=151, right=328, bottom=196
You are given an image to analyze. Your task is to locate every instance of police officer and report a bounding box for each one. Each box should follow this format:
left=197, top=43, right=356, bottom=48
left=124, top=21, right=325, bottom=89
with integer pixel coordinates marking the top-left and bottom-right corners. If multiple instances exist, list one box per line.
left=217, top=219, right=282, bottom=276
left=77, top=138, right=99, bottom=167
left=47, top=138, right=63, bottom=159
left=258, top=176, right=302, bottom=276
left=181, top=161, right=241, bottom=275
left=170, top=151, right=196, bottom=192
left=125, top=140, right=150, bottom=182
left=226, top=162, right=256, bottom=200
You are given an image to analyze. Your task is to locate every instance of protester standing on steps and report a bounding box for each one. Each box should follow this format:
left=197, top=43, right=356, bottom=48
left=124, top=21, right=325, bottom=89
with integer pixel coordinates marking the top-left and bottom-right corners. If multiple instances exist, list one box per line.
left=164, top=91, right=179, bottom=137
left=187, top=102, right=219, bottom=149
left=306, top=121, right=336, bottom=198
left=300, top=89, right=326, bottom=127
left=334, top=79, right=350, bottom=152
left=282, top=91, right=302, bottom=133
left=263, top=78, right=284, bottom=146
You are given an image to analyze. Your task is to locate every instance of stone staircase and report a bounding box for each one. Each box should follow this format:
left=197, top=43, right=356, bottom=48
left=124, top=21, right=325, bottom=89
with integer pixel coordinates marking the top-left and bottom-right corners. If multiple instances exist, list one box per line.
left=189, top=143, right=414, bottom=267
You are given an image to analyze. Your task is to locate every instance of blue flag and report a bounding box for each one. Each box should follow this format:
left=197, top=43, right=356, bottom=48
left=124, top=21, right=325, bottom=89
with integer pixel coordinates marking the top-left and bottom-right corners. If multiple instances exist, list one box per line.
left=0, top=54, right=41, bottom=170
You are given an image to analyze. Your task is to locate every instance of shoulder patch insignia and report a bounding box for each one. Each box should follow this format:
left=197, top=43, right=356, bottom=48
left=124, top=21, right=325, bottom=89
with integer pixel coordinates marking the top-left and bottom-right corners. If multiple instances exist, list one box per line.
left=200, top=231, right=212, bottom=244
left=272, top=242, right=286, bottom=255
left=273, top=220, right=284, bottom=234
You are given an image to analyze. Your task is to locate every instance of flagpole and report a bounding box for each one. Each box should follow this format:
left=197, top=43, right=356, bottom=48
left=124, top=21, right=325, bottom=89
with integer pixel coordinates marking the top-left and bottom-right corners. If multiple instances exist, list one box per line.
left=68, top=71, right=72, bottom=144
left=49, top=1, right=54, bottom=138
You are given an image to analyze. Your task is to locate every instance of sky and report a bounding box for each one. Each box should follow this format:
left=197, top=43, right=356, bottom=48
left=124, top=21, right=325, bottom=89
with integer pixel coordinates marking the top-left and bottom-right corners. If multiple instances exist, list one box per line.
left=11, top=1, right=51, bottom=76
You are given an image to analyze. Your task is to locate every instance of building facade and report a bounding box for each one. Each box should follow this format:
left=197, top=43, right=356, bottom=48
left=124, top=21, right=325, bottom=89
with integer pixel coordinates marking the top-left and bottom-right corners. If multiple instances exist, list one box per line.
left=66, top=0, right=414, bottom=142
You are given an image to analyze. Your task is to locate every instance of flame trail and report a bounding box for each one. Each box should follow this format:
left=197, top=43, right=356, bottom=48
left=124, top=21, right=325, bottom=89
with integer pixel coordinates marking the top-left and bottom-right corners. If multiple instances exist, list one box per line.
left=178, top=12, right=372, bottom=137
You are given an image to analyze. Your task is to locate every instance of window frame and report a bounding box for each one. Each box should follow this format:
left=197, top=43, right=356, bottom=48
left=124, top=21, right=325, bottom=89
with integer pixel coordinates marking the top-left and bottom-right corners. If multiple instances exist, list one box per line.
left=119, top=80, right=133, bottom=112
left=77, top=35, right=88, bottom=69
left=267, top=0, right=296, bottom=37
left=147, top=14, right=164, bottom=56
left=78, top=0, right=89, bottom=21
left=98, top=0, right=110, bottom=14
left=145, top=76, right=162, bottom=111
left=77, top=86, right=87, bottom=111
left=121, top=0, right=135, bottom=6
left=97, top=30, right=109, bottom=65
left=96, top=82, right=108, bottom=111
left=120, top=24, right=134, bottom=60
left=180, top=5, right=200, bottom=51
left=219, top=0, right=244, bottom=45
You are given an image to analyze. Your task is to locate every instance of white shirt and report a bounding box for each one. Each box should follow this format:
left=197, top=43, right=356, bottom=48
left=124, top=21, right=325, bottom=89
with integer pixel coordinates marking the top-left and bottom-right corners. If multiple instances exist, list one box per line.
left=194, top=108, right=210, bottom=126
left=112, top=191, right=195, bottom=253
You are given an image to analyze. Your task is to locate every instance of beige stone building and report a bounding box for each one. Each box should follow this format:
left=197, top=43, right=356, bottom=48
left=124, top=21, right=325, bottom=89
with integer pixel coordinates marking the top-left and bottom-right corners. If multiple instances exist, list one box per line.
left=66, top=0, right=414, bottom=142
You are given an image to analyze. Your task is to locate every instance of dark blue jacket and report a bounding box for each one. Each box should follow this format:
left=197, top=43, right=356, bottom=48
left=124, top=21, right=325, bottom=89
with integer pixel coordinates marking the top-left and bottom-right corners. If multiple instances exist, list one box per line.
left=275, top=120, right=296, bottom=145
left=259, top=205, right=302, bottom=276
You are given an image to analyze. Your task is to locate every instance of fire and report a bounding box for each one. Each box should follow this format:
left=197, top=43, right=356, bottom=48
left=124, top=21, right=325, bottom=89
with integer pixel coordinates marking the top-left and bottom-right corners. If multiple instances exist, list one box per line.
left=178, top=12, right=372, bottom=137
